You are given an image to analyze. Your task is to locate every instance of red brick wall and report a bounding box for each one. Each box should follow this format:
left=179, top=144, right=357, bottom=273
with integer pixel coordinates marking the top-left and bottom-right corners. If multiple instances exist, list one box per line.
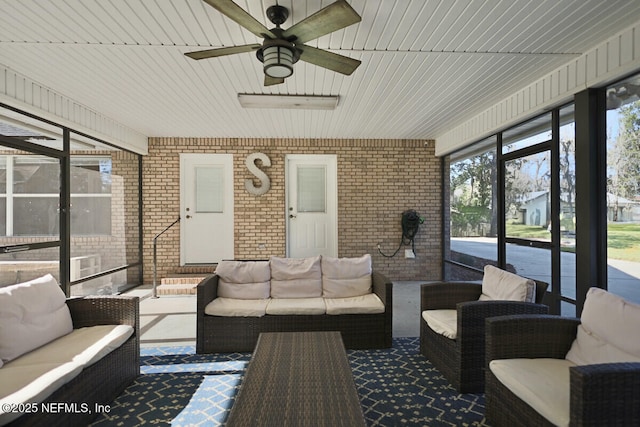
left=143, top=138, right=441, bottom=282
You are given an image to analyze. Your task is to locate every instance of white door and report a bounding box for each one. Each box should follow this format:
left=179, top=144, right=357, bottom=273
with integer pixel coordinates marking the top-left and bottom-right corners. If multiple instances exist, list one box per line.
left=286, top=154, right=337, bottom=258
left=180, top=153, right=234, bottom=264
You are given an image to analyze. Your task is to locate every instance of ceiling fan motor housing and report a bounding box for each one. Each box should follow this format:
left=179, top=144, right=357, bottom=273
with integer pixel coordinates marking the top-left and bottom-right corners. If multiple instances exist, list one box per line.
left=266, top=5, right=289, bottom=26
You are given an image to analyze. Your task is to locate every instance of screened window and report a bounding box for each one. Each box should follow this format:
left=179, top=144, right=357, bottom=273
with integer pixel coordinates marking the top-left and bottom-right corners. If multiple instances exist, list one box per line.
left=606, top=75, right=640, bottom=304
left=446, top=137, right=497, bottom=280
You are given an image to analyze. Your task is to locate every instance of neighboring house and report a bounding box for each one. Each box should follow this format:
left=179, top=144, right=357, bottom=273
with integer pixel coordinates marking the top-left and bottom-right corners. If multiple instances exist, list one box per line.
left=606, top=193, right=640, bottom=222
left=519, top=191, right=640, bottom=227
left=519, top=191, right=549, bottom=227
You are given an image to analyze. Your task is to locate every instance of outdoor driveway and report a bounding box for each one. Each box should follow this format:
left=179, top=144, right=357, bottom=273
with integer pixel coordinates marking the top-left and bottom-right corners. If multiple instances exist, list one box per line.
left=451, top=237, right=640, bottom=304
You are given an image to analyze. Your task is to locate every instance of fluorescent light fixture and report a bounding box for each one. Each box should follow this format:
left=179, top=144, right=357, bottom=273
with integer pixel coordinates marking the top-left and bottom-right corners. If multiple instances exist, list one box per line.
left=238, top=94, right=339, bottom=110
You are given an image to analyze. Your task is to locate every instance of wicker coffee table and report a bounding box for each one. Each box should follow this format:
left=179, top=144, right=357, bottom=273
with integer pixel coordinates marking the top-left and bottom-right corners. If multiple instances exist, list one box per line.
left=225, top=331, right=366, bottom=427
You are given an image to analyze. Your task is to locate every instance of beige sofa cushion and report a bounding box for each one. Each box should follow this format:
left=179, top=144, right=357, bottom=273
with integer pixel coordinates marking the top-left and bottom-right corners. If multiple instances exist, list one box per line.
left=270, top=256, right=322, bottom=298
left=479, top=265, right=536, bottom=302
left=490, top=358, right=575, bottom=427
left=204, top=297, right=269, bottom=317
left=321, top=254, right=372, bottom=298
left=324, top=294, right=384, bottom=315
left=216, top=260, right=271, bottom=300
left=0, top=324, right=133, bottom=425
left=266, top=298, right=326, bottom=315
left=566, top=287, right=640, bottom=365
left=422, top=309, right=457, bottom=339
left=0, top=274, right=73, bottom=366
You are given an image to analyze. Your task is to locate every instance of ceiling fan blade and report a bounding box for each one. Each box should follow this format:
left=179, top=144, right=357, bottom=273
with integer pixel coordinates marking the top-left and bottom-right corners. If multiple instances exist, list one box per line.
left=282, top=0, right=361, bottom=44
left=264, top=75, right=285, bottom=86
left=202, top=0, right=275, bottom=39
left=185, top=44, right=261, bottom=60
left=297, top=45, right=361, bottom=75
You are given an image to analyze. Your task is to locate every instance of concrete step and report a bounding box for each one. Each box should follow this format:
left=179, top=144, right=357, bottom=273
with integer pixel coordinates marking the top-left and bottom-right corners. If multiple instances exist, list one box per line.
left=157, top=275, right=207, bottom=295
left=156, top=283, right=199, bottom=295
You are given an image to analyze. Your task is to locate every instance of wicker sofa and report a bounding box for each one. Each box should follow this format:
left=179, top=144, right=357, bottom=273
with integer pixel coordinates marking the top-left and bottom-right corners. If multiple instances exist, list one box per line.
left=197, top=255, right=393, bottom=353
left=0, top=275, right=139, bottom=427
left=486, top=288, right=640, bottom=427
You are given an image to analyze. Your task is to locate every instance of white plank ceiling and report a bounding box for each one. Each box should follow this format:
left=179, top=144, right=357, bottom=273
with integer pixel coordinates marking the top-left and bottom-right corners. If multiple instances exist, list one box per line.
left=1, top=0, right=640, bottom=141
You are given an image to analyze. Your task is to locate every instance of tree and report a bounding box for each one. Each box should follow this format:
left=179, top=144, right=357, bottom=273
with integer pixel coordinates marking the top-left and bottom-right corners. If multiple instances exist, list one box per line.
left=608, top=100, right=640, bottom=220
left=450, top=150, right=496, bottom=236
left=559, top=138, right=576, bottom=229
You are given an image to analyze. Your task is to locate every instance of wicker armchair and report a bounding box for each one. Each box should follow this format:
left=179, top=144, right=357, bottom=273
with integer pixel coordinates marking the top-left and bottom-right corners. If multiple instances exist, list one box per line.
left=485, top=314, right=640, bottom=427
left=419, top=278, right=548, bottom=393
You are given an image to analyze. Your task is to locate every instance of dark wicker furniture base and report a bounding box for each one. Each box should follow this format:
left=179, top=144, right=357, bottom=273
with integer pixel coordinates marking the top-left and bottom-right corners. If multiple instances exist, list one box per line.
left=7, top=296, right=140, bottom=427
left=226, top=331, right=366, bottom=427
left=419, top=280, right=548, bottom=393
left=196, top=271, right=393, bottom=353
left=486, top=314, right=640, bottom=427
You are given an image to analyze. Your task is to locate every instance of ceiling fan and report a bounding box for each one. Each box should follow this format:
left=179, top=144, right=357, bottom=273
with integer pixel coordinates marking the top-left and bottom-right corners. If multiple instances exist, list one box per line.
left=185, top=0, right=362, bottom=86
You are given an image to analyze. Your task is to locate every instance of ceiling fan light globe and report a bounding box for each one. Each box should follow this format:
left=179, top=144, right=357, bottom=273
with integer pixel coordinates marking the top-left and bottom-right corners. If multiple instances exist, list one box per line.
left=263, top=45, right=294, bottom=78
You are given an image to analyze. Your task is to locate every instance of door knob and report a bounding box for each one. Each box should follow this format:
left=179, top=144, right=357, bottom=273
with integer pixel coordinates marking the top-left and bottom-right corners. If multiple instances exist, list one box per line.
left=289, top=214, right=296, bottom=219
left=186, top=215, right=192, bottom=219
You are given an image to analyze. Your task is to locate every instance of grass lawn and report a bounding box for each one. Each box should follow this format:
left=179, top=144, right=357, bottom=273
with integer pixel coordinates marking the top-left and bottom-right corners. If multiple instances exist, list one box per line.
left=505, top=223, right=551, bottom=240
left=607, top=223, right=640, bottom=263
left=506, top=222, right=640, bottom=263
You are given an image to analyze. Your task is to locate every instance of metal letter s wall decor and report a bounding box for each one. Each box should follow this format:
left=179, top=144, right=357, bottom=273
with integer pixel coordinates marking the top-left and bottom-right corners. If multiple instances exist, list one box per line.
left=245, top=152, right=271, bottom=195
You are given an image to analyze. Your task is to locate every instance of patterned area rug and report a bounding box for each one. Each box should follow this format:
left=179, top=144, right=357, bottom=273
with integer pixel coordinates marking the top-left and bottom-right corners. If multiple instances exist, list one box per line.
left=91, top=338, right=489, bottom=426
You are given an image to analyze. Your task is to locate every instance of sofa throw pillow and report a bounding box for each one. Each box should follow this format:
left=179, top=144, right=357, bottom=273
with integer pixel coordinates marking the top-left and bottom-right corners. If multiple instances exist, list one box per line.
left=0, top=274, right=73, bottom=364
left=270, top=256, right=322, bottom=298
left=478, top=265, right=536, bottom=302
left=322, top=254, right=372, bottom=298
left=565, top=287, right=640, bottom=365
left=216, top=260, right=271, bottom=300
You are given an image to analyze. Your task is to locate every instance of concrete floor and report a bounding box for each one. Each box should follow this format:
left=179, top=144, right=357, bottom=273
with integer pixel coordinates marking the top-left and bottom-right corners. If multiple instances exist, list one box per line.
left=129, top=281, right=426, bottom=347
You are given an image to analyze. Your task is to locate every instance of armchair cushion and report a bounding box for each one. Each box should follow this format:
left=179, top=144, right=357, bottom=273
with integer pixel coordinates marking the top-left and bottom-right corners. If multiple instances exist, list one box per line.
left=489, top=358, right=575, bottom=427
left=479, top=265, right=536, bottom=302
left=421, top=309, right=457, bottom=339
left=216, top=260, right=271, bottom=299
left=566, top=287, right=640, bottom=365
left=270, top=256, right=322, bottom=298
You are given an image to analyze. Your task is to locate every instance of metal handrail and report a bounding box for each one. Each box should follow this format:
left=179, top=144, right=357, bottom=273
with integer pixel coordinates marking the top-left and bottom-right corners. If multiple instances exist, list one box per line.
left=152, top=217, right=180, bottom=298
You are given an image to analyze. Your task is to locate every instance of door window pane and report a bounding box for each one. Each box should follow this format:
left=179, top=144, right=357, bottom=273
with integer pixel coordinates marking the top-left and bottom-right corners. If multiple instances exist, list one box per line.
left=195, top=166, right=223, bottom=213
left=298, top=166, right=326, bottom=213
left=505, top=151, right=551, bottom=242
